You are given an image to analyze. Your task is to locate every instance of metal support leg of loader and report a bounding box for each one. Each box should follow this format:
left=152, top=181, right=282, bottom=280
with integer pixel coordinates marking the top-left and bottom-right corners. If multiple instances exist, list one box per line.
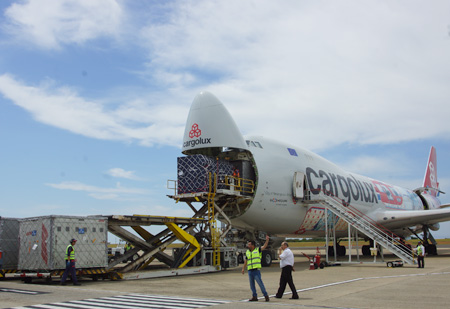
left=165, top=222, right=201, bottom=268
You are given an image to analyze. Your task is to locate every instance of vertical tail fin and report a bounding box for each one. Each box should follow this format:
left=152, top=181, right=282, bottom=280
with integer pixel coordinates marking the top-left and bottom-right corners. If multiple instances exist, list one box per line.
left=423, top=146, right=439, bottom=197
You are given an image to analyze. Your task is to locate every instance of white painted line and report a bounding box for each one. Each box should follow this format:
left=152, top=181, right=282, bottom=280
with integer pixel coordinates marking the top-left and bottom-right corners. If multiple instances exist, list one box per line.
left=255, top=271, right=450, bottom=301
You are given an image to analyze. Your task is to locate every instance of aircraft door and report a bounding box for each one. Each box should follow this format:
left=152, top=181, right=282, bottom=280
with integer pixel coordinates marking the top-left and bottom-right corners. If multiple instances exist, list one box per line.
left=293, top=172, right=308, bottom=199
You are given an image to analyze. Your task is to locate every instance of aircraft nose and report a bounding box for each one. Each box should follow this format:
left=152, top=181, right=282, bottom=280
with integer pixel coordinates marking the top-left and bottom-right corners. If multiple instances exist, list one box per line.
left=182, top=91, right=248, bottom=155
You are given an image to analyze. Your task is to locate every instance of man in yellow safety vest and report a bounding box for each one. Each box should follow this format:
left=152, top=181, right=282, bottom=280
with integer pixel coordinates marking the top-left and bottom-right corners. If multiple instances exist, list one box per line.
left=60, top=238, right=81, bottom=286
left=241, top=235, right=270, bottom=302
left=416, top=241, right=425, bottom=268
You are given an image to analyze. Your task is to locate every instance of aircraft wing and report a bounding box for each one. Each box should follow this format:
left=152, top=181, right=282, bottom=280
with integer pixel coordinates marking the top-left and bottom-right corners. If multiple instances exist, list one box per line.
left=374, top=207, right=450, bottom=230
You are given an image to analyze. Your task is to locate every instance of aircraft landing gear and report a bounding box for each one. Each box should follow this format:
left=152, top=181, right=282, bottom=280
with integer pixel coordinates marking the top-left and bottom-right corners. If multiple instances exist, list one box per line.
left=425, top=244, right=437, bottom=256
left=261, top=250, right=273, bottom=266
left=362, top=245, right=371, bottom=256
left=422, top=225, right=438, bottom=256
left=237, top=253, right=244, bottom=264
left=328, top=245, right=346, bottom=257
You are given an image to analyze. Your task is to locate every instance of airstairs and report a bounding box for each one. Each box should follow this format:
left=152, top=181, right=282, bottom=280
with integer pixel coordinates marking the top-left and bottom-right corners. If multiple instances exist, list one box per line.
left=318, top=195, right=415, bottom=265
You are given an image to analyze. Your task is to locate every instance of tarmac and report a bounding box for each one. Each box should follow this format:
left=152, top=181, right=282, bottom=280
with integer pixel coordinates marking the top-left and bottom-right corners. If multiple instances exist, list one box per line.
left=1, top=247, right=450, bottom=308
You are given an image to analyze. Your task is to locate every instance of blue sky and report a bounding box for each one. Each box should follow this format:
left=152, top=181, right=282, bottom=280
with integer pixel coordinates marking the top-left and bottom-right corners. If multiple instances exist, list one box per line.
left=1, top=1, right=450, bottom=237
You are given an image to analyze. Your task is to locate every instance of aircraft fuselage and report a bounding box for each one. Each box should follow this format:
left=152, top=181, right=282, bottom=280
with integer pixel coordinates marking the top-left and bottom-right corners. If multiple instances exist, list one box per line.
left=229, top=136, right=428, bottom=238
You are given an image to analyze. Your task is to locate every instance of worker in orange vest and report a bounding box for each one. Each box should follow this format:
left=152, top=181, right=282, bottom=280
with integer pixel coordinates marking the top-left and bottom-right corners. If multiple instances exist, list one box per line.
left=233, top=167, right=240, bottom=190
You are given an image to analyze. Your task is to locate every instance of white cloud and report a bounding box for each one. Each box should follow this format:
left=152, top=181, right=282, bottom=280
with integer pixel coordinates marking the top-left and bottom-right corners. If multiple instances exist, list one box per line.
left=0, top=74, right=185, bottom=147
left=3, top=0, right=124, bottom=49
left=46, top=181, right=150, bottom=200
left=339, top=155, right=411, bottom=178
left=1, top=1, right=450, bottom=151
left=105, top=168, right=144, bottom=181
left=138, top=1, right=450, bottom=150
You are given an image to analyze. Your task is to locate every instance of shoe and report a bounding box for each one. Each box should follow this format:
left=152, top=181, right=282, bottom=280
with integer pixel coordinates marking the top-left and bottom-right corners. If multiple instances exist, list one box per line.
left=265, top=295, right=270, bottom=302
left=73, top=283, right=81, bottom=286
left=290, top=295, right=299, bottom=299
left=249, top=296, right=258, bottom=301
left=275, top=295, right=282, bottom=299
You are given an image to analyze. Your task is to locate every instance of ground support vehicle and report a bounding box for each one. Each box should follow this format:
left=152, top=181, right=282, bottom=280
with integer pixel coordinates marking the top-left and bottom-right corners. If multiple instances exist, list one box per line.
left=386, top=260, right=404, bottom=268
left=105, top=214, right=238, bottom=279
left=3, top=213, right=240, bottom=281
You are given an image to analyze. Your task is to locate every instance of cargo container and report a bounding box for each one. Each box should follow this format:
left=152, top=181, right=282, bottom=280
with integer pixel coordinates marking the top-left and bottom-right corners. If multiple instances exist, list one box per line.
left=18, top=216, right=108, bottom=271
left=0, top=217, right=20, bottom=270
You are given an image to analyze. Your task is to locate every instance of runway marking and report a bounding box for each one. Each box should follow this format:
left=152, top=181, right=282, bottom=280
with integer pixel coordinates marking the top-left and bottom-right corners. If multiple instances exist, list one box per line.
left=259, top=271, right=450, bottom=301
left=295, top=271, right=450, bottom=294
left=8, top=293, right=230, bottom=309
left=0, top=287, right=48, bottom=295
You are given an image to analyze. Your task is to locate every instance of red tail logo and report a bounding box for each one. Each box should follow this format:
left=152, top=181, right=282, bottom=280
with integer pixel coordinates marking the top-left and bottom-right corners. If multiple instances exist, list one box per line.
left=423, top=146, right=438, bottom=197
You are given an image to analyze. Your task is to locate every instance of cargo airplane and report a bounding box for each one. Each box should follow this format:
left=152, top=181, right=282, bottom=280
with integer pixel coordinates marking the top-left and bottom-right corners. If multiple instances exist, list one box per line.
left=174, top=91, right=450, bottom=260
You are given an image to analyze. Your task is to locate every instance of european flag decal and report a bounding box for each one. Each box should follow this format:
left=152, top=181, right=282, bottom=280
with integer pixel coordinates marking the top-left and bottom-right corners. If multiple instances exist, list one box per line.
left=287, top=148, right=298, bottom=156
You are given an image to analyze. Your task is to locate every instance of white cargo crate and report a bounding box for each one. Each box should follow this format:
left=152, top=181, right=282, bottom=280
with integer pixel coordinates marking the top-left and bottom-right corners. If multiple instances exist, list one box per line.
left=18, top=216, right=108, bottom=271
left=0, top=217, right=20, bottom=269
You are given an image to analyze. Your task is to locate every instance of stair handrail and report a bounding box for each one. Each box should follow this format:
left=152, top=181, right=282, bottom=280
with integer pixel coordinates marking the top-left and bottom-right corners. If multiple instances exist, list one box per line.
left=316, top=190, right=414, bottom=260
left=322, top=198, right=414, bottom=263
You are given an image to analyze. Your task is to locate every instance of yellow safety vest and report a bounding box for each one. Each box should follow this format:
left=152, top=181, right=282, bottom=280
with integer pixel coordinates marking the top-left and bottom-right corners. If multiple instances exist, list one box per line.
left=417, top=246, right=423, bottom=256
left=65, top=244, right=75, bottom=261
left=246, top=248, right=262, bottom=270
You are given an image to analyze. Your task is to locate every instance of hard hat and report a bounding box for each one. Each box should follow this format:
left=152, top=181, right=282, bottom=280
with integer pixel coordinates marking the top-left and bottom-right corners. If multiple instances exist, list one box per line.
left=70, top=238, right=77, bottom=243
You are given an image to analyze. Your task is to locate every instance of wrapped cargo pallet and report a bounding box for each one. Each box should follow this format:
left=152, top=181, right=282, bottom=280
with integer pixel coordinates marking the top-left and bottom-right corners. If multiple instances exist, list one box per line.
left=177, top=154, right=233, bottom=194
left=0, top=217, right=20, bottom=270
left=18, top=216, right=108, bottom=271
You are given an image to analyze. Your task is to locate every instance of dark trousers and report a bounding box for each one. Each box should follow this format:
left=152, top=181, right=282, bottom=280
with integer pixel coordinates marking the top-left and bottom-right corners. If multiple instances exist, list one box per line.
left=276, top=265, right=298, bottom=298
left=418, top=256, right=424, bottom=268
left=61, top=261, right=78, bottom=284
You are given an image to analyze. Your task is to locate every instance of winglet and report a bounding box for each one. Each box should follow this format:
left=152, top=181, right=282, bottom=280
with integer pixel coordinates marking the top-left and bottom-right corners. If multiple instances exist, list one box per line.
left=423, top=146, right=439, bottom=197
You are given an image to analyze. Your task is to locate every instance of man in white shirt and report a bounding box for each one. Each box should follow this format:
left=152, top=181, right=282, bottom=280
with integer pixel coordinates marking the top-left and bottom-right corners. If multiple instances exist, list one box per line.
left=275, top=242, right=299, bottom=299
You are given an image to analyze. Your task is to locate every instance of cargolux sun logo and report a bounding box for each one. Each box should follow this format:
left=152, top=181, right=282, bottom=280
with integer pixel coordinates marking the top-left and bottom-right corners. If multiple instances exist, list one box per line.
left=189, top=123, right=202, bottom=138
left=183, top=123, right=211, bottom=148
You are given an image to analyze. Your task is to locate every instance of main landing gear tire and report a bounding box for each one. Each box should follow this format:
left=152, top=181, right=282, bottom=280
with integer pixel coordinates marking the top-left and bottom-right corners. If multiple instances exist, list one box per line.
left=362, top=245, right=371, bottom=256
left=328, top=245, right=346, bottom=257
left=238, top=253, right=244, bottom=264
left=261, top=250, right=272, bottom=267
